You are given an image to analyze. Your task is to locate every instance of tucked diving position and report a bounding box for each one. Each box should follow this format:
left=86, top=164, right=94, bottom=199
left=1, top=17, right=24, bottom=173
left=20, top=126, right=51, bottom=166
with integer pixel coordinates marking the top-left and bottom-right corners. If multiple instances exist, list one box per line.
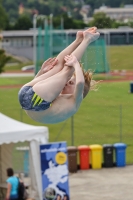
left=18, top=27, right=100, bottom=124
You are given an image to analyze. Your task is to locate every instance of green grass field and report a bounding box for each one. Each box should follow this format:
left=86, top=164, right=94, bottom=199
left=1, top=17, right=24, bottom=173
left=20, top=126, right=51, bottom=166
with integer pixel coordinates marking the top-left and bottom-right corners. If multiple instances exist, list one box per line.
left=0, top=78, right=133, bottom=164
left=108, top=46, right=133, bottom=71
left=82, top=45, right=133, bottom=72
left=0, top=77, right=32, bottom=85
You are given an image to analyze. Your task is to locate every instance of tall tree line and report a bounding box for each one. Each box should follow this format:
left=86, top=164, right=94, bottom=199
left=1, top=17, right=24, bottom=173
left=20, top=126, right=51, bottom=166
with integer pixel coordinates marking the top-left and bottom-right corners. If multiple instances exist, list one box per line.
left=1, top=0, right=133, bottom=31
left=2, top=0, right=133, bottom=25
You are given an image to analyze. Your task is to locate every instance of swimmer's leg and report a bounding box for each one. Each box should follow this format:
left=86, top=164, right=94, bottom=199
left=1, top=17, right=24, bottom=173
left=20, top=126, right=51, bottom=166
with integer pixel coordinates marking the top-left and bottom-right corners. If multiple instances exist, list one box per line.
left=71, top=27, right=100, bottom=60
left=31, top=28, right=100, bottom=102
left=35, top=30, right=83, bottom=77
left=55, top=27, right=97, bottom=65
left=34, top=27, right=96, bottom=78
left=22, top=31, right=82, bottom=87
left=32, top=66, right=75, bottom=102
left=23, top=30, right=83, bottom=87
left=23, top=27, right=98, bottom=87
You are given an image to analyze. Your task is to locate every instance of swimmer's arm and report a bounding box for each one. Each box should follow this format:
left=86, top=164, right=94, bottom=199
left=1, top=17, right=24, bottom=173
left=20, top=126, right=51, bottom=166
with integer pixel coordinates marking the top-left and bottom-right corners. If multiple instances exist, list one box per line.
left=73, top=62, right=84, bottom=105
left=64, top=54, right=84, bottom=104
left=34, top=57, right=58, bottom=78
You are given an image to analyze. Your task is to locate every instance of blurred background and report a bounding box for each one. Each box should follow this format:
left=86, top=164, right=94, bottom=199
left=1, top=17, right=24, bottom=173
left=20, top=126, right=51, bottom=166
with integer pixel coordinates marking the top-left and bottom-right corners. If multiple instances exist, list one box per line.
left=0, top=0, right=133, bottom=178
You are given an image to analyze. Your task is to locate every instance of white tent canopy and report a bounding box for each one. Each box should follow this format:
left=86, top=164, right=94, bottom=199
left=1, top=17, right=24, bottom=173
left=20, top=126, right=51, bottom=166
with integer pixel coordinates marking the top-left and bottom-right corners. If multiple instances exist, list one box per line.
left=0, top=113, right=49, bottom=200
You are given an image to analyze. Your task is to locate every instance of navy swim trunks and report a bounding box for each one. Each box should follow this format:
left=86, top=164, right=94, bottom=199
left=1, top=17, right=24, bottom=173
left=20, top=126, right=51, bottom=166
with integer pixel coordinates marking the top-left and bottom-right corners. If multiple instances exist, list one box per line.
left=18, top=86, right=51, bottom=111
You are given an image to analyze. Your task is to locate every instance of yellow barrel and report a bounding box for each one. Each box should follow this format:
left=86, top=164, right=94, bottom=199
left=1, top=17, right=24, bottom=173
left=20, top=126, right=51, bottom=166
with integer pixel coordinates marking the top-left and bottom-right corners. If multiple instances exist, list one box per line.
left=89, top=144, right=103, bottom=169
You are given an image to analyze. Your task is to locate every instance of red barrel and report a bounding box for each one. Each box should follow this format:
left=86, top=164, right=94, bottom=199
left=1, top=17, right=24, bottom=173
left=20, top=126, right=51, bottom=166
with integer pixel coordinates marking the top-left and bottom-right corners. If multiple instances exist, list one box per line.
left=78, top=145, right=90, bottom=170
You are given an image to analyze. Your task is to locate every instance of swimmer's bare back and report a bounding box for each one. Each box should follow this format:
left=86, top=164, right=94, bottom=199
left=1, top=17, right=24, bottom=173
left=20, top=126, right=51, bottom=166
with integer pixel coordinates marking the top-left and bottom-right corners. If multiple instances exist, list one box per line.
left=26, top=93, right=79, bottom=124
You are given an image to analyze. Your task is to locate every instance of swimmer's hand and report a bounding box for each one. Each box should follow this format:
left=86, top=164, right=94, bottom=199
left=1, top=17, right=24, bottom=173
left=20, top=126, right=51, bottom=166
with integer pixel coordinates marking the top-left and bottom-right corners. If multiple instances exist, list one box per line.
left=64, top=55, right=78, bottom=67
left=41, top=57, right=58, bottom=73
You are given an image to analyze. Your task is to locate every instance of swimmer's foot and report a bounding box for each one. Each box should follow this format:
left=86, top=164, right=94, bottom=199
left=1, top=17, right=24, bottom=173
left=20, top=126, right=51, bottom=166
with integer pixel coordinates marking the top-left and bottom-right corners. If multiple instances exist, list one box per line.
left=85, top=27, right=97, bottom=33
left=83, top=26, right=100, bottom=44
left=76, top=27, right=97, bottom=44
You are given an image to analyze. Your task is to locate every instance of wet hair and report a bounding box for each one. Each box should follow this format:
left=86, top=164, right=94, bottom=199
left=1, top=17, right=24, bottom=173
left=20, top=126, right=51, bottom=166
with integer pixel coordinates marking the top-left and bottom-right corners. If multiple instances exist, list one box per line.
left=6, top=168, right=14, bottom=177
left=80, top=63, right=98, bottom=98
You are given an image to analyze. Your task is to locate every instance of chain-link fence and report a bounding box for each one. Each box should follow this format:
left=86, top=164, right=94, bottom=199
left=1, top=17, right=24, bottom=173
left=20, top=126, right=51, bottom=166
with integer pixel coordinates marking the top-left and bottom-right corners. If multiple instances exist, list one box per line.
left=36, top=27, right=110, bottom=74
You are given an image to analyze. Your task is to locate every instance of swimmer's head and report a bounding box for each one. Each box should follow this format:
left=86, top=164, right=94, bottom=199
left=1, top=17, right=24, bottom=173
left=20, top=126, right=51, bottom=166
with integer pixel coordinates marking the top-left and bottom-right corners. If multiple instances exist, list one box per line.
left=61, top=75, right=76, bottom=94
left=61, top=67, right=98, bottom=97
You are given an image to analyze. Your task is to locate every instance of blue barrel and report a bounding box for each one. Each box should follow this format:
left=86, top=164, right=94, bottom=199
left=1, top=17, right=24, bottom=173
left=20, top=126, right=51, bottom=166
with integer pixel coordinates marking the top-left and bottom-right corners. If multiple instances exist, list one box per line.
left=130, top=82, right=133, bottom=93
left=114, top=143, right=127, bottom=167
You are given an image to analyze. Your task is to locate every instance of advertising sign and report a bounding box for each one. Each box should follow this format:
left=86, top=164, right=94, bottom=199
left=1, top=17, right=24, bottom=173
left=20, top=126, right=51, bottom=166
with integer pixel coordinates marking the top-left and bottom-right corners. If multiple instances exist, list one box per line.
left=40, top=142, right=70, bottom=200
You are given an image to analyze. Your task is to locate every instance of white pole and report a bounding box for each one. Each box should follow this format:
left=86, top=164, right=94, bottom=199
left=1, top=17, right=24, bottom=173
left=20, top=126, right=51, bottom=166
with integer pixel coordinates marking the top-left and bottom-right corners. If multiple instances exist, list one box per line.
left=33, top=14, right=37, bottom=75
left=50, top=14, right=53, bottom=57
left=44, top=17, right=47, bottom=60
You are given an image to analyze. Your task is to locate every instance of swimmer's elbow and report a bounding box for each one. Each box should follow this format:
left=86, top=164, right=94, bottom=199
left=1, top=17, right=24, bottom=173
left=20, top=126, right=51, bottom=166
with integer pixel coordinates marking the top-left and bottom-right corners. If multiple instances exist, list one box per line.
left=77, top=79, right=84, bottom=85
left=76, top=81, right=84, bottom=91
left=74, top=82, right=84, bottom=104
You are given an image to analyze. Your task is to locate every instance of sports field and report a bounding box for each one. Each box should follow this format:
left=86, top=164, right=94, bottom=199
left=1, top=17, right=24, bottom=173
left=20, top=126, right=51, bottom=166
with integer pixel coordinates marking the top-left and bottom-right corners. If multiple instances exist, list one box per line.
left=0, top=79, right=133, bottom=163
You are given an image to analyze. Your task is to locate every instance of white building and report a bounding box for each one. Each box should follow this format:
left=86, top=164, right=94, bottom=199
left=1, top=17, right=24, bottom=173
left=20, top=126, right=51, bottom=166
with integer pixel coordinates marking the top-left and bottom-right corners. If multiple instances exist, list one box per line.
left=94, top=6, right=133, bottom=22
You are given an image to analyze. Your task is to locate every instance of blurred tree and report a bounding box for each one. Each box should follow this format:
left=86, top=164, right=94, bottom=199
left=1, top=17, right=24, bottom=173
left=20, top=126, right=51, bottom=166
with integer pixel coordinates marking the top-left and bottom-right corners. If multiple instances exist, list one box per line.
left=2, top=0, right=18, bottom=23
left=2, top=0, right=80, bottom=24
left=13, top=15, right=33, bottom=30
left=128, top=19, right=133, bottom=28
left=89, top=12, right=113, bottom=28
left=53, top=14, right=86, bottom=29
left=53, top=14, right=73, bottom=29
left=0, top=49, right=11, bottom=73
left=2, top=0, right=133, bottom=25
left=111, top=20, right=128, bottom=28
left=73, top=19, right=86, bottom=29
left=0, top=4, right=8, bottom=30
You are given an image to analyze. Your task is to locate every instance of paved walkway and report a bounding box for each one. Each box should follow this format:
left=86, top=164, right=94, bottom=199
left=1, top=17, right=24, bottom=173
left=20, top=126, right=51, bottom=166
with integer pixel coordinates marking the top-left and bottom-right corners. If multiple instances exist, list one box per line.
left=0, top=72, right=34, bottom=77
left=69, top=165, right=133, bottom=200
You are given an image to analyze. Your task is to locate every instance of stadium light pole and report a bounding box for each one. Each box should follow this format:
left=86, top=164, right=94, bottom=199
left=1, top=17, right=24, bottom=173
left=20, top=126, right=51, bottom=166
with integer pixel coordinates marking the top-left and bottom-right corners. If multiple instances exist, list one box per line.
left=33, top=14, right=37, bottom=75
left=33, top=14, right=47, bottom=75
left=49, top=13, right=53, bottom=57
